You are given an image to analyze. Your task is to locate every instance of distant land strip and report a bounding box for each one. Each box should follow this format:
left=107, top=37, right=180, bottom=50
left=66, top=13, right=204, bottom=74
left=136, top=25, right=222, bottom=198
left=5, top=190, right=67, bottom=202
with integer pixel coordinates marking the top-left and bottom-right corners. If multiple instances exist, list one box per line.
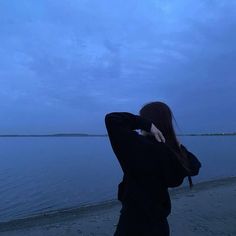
left=0, top=132, right=236, bottom=137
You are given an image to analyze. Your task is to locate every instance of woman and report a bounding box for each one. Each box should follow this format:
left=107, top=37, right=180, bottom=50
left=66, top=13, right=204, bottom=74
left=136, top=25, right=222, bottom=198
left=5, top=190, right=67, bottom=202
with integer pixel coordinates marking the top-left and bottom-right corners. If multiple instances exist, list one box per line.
left=105, top=101, right=201, bottom=236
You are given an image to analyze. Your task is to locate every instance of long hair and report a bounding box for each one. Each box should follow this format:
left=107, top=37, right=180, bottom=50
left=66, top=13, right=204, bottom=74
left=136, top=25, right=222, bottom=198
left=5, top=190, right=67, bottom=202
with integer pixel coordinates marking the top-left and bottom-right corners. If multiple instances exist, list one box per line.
left=139, top=101, right=193, bottom=188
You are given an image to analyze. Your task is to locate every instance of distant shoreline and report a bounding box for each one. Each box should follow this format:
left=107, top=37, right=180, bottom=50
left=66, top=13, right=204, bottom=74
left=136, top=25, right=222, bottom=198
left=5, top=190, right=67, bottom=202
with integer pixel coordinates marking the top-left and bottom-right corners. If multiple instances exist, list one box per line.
left=0, top=132, right=236, bottom=137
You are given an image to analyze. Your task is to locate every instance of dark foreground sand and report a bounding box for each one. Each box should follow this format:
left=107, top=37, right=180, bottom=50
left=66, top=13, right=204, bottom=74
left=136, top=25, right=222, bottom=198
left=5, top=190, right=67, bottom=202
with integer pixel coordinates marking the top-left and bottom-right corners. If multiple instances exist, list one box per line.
left=0, top=176, right=236, bottom=236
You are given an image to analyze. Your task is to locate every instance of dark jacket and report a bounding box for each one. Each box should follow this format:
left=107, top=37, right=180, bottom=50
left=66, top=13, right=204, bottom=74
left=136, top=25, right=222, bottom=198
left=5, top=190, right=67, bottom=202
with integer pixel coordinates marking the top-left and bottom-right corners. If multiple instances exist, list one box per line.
left=105, top=112, right=201, bottom=220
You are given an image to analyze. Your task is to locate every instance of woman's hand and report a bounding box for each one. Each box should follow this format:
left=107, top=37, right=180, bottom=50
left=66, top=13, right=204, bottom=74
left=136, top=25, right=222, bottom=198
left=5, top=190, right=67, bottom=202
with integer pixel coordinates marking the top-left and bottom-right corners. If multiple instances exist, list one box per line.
left=150, top=123, right=166, bottom=143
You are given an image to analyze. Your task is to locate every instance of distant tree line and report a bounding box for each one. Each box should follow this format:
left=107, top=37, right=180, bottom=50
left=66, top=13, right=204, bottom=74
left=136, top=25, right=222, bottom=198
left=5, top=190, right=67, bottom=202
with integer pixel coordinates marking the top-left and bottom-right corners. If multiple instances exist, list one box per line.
left=0, top=132, right=236, bottom=137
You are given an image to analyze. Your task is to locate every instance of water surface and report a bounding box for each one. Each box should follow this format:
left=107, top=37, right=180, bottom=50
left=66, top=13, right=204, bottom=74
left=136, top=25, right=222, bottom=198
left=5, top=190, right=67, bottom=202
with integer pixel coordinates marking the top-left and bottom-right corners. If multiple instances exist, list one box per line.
left=0, top=136, right=235, bottom=222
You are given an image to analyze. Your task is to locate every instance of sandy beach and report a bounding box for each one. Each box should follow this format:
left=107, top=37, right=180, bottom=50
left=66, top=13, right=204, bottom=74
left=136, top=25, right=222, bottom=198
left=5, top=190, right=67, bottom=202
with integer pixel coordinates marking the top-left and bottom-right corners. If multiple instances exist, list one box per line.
left=0, top=176, right=236, bottom=236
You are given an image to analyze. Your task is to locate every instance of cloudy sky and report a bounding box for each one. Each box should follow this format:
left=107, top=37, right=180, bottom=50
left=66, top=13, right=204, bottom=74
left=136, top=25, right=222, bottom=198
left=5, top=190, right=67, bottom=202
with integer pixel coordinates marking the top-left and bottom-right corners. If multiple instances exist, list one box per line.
left=0, top=0, right=235, bottom=134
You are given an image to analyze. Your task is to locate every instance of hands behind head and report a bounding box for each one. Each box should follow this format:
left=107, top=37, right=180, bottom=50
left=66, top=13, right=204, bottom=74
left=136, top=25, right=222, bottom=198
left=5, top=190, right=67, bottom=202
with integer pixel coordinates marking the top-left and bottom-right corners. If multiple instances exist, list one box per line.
left=150, top=123, right=166, bottom=143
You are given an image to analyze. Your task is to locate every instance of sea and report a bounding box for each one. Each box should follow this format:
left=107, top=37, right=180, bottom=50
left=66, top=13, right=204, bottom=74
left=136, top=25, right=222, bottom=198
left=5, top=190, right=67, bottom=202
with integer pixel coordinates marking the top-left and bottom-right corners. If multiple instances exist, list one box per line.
left=0, top=135, right=235, bottom=223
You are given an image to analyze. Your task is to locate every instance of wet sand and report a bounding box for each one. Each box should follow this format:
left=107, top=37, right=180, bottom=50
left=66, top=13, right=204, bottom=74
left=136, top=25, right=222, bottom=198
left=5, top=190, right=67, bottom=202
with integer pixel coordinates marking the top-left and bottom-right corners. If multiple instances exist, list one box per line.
left=0, top=176, right=236, bottom=236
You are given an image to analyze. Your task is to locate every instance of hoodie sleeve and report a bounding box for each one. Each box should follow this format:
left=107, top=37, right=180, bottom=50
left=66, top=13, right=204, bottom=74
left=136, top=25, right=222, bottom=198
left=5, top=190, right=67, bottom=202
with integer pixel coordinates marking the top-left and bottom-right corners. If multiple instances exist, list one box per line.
left=180, top=144, right=202, bottom=176
left=156, top=144, right=202, bottom=188
left=105, top=112, right=158, bottom=174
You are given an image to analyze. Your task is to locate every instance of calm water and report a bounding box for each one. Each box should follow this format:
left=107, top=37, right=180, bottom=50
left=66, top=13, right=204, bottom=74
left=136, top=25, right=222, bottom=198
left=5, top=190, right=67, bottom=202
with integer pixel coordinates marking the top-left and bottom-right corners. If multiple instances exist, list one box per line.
left=0, top=136, right=235, bottom=223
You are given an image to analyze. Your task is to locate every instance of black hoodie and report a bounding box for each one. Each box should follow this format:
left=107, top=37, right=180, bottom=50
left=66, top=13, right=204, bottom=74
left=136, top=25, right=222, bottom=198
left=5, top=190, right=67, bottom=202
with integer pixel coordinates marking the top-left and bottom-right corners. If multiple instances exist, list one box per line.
left=105, top=112, right=201, bottom=220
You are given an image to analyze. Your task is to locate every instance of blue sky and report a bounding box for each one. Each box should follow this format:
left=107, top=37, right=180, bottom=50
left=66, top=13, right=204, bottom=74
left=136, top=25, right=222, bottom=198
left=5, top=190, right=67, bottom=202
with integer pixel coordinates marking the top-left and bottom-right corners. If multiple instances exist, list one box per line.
left=0, top=0, right=235, bottom=134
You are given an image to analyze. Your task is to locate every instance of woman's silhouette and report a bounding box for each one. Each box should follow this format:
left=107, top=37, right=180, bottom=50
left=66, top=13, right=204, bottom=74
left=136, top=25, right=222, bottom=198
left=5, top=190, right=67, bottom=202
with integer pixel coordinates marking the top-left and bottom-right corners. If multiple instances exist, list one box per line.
left=105, top=101, right=201, bottom=236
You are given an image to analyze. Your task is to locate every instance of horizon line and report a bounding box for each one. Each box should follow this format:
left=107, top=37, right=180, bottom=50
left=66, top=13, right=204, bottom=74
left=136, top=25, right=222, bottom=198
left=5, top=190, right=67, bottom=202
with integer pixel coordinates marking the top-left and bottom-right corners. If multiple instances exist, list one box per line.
left=0, top=132, right=236, bottom=137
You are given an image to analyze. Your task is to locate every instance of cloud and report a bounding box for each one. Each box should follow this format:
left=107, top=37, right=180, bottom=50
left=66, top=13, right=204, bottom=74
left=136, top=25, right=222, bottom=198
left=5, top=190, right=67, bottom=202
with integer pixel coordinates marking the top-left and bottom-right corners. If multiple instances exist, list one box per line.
left=0, top=0, right=235, bottom=132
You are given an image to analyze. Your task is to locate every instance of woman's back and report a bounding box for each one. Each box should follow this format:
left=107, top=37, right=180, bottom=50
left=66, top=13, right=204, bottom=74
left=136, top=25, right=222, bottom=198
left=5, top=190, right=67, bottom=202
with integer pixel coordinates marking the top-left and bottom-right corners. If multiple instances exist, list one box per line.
left=105, top=110, right=201, bottom=235
left=105, top=112, right=188, bottom=219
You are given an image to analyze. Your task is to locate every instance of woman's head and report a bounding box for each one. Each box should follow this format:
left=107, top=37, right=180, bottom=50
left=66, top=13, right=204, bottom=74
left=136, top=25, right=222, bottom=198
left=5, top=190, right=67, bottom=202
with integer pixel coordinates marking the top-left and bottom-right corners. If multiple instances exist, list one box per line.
left=139, top=101, right=177, bottom=146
